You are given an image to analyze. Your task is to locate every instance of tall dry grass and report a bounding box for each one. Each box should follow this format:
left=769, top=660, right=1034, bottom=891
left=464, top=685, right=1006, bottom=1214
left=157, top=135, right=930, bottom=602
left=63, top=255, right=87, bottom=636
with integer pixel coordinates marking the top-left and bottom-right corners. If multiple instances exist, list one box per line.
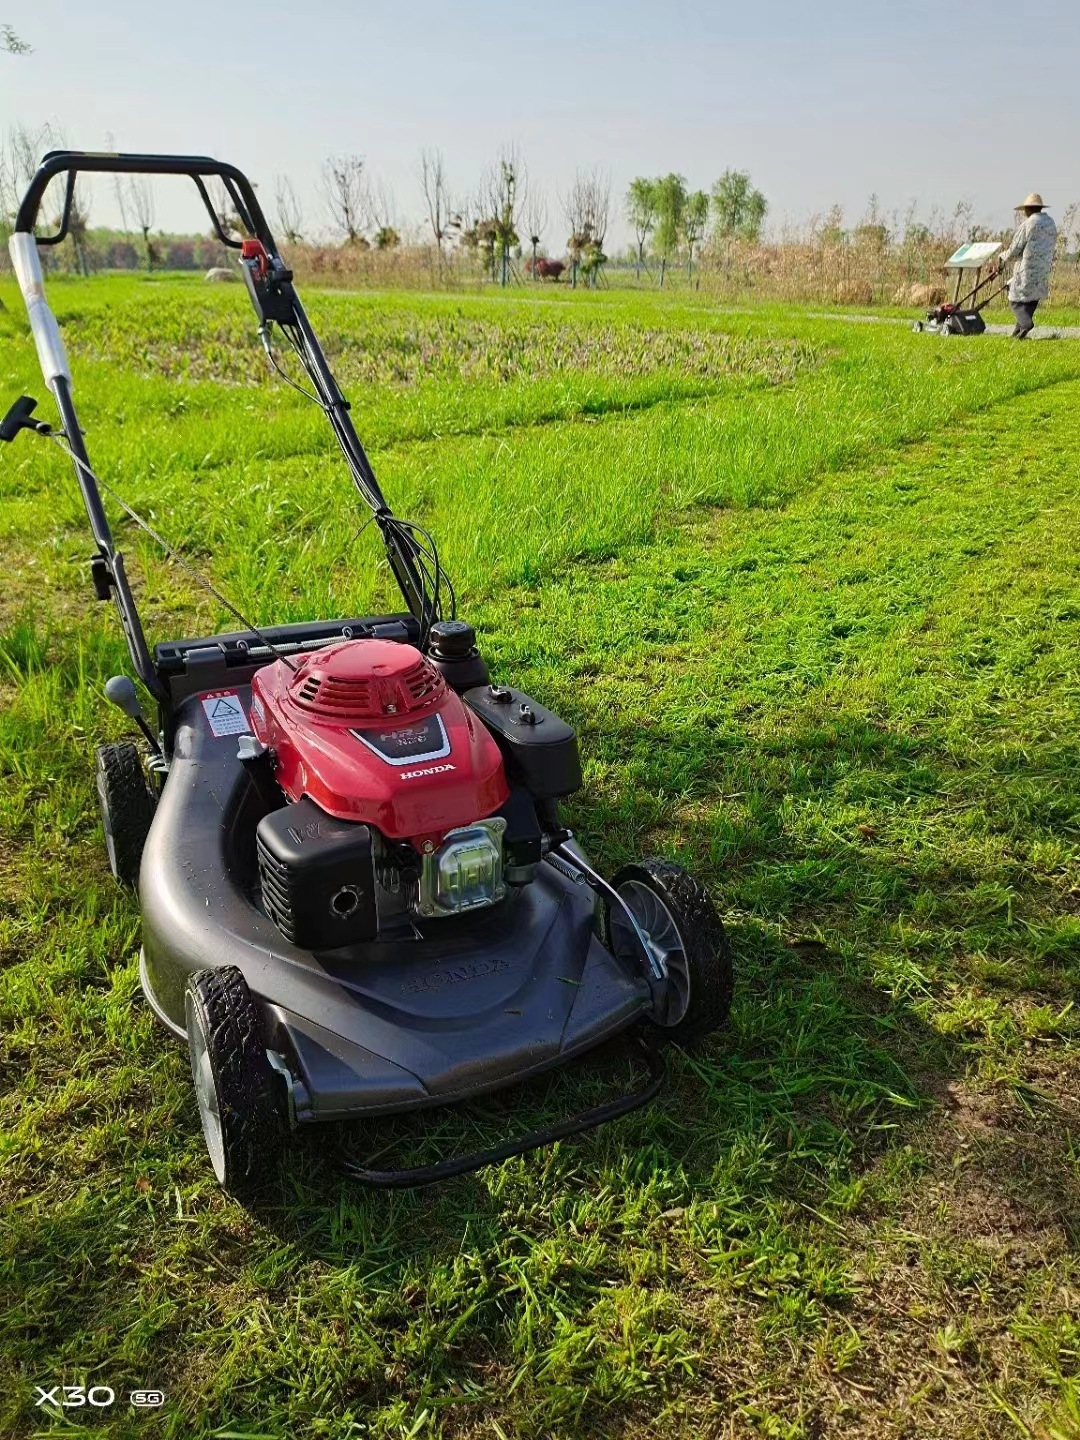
left=693, top=208, right=1080, bottom=308
left=290, top=201, right=1080, bottom=309
left=291, top=242, right=486, bottom=293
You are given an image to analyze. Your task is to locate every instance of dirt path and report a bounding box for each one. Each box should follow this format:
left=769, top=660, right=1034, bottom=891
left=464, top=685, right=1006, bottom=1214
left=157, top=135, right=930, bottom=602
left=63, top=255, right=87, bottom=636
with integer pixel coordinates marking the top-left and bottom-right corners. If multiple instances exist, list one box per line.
left=814, top=309, right=1080, bottom=339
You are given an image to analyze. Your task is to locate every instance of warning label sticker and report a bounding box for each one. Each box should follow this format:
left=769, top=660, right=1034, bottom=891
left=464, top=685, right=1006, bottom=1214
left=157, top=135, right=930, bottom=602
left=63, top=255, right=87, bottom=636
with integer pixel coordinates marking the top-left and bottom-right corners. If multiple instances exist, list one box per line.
left=200, top=691, right=249, bottom=738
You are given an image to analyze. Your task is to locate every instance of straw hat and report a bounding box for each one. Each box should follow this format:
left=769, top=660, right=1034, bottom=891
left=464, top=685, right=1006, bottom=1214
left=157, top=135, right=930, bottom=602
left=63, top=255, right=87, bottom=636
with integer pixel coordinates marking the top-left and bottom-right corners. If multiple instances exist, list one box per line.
left=1016, top=192, right=1047, bottom=209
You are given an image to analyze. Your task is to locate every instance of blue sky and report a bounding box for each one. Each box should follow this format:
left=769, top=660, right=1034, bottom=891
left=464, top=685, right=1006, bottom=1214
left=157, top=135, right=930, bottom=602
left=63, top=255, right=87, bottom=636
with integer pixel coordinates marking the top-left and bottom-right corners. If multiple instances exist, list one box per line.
left=2, top=0, right=1077, bottom=247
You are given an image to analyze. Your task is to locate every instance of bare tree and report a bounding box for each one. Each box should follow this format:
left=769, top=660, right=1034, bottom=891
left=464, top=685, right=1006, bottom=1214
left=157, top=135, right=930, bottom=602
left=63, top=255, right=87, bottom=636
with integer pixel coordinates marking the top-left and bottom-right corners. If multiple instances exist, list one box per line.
left=274, top=174, right=304, bottom=244
left=368, top=179, right=395, bottom=230
left=522, top=188, right=547, bottom=279
left=0, top=121, right=89, bottom=271
left=419, top=148, right=451, bottom=262
left=1, top=128, right=29, bottom=224
left=561, top=179, right=585, bottom=288
left=321, top=154, right=368, bottom=244
left=127, top=176, right=158, bottom=270
left=561, top=168, right=610, bottom=288
left=49, top=178, right=91, bottom=274
left=208, top=178, right=246, bottom=241
left=369, top=179, right=399, bottom=249
left=1, top=23, right=31, bottom=54
left=1, top=123, right=46, bottom=222
left=104, top=131, right=131, bottom=236
left=581, top=168, right=610, bottom=249
left=480, top=145, right=526, bottom=286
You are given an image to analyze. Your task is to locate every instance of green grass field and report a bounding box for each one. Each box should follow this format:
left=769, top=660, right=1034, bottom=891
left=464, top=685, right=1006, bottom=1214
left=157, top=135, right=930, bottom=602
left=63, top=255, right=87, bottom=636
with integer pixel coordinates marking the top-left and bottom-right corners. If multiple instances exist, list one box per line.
left=2, top=274, right=1079, bottom=1440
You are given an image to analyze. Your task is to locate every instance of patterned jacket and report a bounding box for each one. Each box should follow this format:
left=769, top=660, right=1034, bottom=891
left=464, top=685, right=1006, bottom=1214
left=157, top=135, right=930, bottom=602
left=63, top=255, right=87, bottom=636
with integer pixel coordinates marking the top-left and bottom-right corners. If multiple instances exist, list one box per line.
left=1000, top=211, right=1057, bottom=302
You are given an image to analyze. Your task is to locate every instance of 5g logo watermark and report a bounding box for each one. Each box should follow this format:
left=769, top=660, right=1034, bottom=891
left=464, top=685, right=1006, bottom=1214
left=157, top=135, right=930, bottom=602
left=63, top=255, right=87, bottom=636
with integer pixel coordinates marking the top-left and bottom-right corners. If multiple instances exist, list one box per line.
left=34, top=1384, right=165, bottom=1410
left=131, top=1390, right=166, bottom=1408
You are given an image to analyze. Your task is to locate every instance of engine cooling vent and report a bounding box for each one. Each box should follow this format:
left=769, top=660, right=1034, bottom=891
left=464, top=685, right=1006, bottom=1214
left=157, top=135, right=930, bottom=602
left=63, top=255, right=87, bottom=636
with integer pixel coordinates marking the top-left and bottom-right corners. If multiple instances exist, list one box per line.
left=287, top=638, right=445, bottom=723
left=400, top=657, right=441, bottom=706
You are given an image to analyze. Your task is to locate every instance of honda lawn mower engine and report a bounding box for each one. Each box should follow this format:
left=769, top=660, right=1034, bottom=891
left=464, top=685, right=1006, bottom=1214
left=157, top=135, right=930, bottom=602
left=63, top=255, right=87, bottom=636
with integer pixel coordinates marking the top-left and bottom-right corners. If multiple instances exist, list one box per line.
left=250, top=638, right=572, bottom=949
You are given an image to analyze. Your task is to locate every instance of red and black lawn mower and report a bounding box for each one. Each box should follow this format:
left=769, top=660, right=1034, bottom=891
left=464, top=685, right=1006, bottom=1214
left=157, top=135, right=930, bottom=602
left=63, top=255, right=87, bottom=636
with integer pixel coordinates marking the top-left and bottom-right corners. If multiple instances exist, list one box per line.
left=912, top=259, right=1004, bottom=336
left=2, top=152, right=734, bottom=1194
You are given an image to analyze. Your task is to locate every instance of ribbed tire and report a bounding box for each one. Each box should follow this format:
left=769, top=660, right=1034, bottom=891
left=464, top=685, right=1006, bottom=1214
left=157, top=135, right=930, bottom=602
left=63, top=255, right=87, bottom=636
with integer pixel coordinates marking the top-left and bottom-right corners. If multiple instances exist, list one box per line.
left=95, top=742, right=155, bottom=889
left=604, top=858, right=734, bottom=1047
left=184, top=967, right=280, bottom=1197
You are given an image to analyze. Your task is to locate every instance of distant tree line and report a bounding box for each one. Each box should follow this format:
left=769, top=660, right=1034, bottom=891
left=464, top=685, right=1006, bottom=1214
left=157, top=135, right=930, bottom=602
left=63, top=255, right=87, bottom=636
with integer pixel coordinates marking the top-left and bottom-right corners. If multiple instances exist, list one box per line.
left=0, top=110, right=769, bottom=291
left=303, top=144, right=616, bottom=289
left=311, top=153, right=764, bottom=289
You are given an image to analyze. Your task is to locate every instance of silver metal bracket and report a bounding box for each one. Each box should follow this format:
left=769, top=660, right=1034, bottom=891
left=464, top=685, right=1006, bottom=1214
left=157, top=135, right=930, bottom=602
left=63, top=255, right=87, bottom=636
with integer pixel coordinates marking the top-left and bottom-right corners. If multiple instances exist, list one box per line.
left=545, top=839, right=667, bottom=983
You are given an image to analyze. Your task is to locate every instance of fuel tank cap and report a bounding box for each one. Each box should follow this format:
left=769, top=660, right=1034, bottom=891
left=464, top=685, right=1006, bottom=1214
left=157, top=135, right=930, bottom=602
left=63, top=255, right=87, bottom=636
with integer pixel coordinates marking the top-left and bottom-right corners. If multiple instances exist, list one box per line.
left=429, top=619, right=477, bottom=658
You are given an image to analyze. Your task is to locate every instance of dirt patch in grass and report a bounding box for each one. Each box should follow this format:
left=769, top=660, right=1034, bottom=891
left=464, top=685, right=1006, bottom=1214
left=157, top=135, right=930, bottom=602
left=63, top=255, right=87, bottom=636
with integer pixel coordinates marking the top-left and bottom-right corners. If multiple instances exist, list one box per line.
left=810, top=1060, right=1080, bottom=1439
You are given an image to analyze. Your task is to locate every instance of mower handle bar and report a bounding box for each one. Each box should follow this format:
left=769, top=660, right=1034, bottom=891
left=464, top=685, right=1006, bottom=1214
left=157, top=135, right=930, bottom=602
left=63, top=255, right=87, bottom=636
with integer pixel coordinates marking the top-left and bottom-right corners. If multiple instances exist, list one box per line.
left=7, top=148, right=438, bottom=698
left=14, top=151, right=277, bottom=253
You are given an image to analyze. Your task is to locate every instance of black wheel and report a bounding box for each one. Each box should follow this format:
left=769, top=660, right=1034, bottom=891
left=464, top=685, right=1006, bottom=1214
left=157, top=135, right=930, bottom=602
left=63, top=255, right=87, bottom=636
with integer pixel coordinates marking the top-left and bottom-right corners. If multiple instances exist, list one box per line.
left=604, top=858, right=734, bottom=1046
left=941, top=315, right=963, bottom=336
left=95, top=742, right=155, bottom=889
left=912, top=320, right=924, bottom=332
left=184, top=966, right=280, bottom=1195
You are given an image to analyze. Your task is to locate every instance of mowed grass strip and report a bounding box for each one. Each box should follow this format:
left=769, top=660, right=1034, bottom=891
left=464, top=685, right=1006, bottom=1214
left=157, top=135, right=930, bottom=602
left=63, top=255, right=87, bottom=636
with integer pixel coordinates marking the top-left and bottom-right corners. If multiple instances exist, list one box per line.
left=0, top=280, right=1078, bottom=1439
left=5, top=277, right=1080, bottom=622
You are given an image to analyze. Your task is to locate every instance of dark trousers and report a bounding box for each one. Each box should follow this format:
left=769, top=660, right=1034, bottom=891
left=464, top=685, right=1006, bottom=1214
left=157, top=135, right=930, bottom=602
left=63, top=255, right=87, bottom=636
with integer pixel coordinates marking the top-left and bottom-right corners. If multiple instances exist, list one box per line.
left=1010, top=299, right=1039, bottom=338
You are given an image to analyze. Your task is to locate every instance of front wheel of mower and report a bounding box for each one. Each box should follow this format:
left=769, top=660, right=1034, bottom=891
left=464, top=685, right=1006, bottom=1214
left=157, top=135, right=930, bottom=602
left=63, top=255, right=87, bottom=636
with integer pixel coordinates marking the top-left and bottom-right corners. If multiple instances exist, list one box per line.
left=604, top=858, right=734, bottom=1047
left=95, top=742, right=155, bottom=889
left=184, top=967, right=280, bottom=1196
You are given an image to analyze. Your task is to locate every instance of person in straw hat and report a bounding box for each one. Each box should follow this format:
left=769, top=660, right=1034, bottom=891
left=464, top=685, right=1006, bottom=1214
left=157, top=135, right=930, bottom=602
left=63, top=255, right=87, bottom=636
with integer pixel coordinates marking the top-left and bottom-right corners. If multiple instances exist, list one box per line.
left=993, top=194, right=1057, bottom=339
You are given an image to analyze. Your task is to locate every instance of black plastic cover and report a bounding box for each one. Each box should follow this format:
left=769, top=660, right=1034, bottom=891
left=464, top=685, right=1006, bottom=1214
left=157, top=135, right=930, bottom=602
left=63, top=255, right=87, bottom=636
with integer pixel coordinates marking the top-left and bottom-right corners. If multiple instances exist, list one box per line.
left=257, top=797, right=378, bottom=948
left=465, top=685, right=582, bottom=799
left=496, top=786, right=544, bottom=867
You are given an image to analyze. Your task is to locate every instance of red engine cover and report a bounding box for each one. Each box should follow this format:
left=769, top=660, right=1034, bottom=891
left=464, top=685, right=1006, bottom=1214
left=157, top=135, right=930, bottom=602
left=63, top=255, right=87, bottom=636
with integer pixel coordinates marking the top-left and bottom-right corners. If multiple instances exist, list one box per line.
left=250, top=639, right=509, bottom=847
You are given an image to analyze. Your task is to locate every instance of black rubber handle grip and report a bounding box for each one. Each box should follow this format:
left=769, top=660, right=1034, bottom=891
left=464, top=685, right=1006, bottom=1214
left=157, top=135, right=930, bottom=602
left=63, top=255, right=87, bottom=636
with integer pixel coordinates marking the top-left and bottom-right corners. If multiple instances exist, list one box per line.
left=0, top=395, right=38, bottom=443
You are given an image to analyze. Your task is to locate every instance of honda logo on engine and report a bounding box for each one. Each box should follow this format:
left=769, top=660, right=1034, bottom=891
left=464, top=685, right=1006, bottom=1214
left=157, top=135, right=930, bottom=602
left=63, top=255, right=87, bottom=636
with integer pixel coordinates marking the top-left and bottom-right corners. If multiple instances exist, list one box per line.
left=399, top=762, right=456, bottom=781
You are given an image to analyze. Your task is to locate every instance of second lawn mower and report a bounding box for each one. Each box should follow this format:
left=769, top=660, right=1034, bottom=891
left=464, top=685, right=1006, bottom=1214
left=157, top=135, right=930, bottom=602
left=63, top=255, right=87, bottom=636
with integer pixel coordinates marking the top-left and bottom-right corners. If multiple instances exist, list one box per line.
left=3, top=151, right=734, bottom=1194
left=912, top=240, right=1005, bottom=335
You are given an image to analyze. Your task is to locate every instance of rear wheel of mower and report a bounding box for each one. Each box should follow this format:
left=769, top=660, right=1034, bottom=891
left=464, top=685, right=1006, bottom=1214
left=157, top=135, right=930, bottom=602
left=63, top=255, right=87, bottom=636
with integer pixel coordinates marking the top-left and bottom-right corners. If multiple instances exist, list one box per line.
left=95, top=742, right=155, bottom=889
left=184, top=966, right=280, bottom=1196
left=605, top=859, right=734, bottom=1047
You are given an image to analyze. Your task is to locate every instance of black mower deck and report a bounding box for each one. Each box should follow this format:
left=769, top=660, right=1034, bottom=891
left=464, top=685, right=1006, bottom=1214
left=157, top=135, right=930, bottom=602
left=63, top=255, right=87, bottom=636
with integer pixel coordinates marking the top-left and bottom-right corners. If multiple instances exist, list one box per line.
left=140, top=680, right=651, bottom=1122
